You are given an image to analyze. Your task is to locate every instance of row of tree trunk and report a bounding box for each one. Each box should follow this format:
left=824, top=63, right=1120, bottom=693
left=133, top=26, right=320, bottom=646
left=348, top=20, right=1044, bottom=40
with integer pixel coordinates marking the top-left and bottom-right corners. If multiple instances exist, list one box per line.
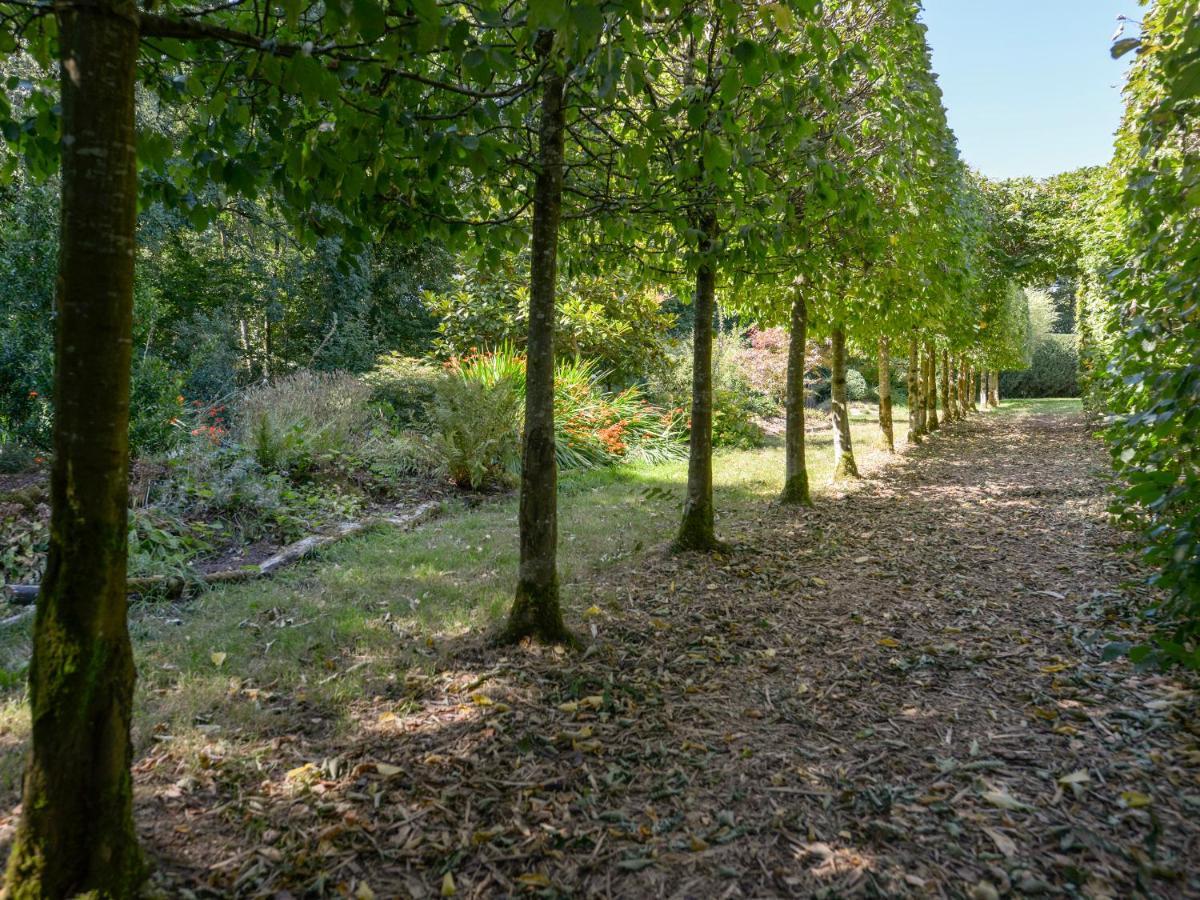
left=9, top=10, right=1009, bottom=893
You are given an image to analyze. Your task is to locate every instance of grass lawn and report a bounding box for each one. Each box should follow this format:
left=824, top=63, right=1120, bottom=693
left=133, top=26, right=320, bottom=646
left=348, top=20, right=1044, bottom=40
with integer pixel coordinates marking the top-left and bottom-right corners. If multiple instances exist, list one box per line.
left=1, top=403, right=925, bottom=788
left=996, top=397, right=1083, bottom=416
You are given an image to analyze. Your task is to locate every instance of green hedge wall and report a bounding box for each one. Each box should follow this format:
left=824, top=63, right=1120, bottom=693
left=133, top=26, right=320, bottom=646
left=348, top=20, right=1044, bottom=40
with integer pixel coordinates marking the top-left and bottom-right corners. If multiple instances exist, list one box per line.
left=1000, top=334, right=1079, bottom=398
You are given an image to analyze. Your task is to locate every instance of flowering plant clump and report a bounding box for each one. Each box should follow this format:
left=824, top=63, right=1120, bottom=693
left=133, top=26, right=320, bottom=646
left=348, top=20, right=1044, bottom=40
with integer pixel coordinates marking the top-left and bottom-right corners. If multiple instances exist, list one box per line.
left=175, top=399, right=229, bottom=447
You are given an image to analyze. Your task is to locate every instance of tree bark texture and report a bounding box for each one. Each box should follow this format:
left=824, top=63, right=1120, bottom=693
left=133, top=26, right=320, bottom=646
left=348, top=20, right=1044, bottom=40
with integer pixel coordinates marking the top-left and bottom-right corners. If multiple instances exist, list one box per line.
left=675, top=207, right=721, bottom=551
left=940, top=348, right=952, bottom=424
left=924, top=342, right=939, bottom=432
left=830, top=327, right=859, bottom=480
left=988, top=370, right=1000, bottom=406
left=877, top=335, right=894, bottom=452
left=908, top=337, right=924, bottom=443
left=504, top=49, right=571, bottom=644
left=5, top=2, right=145, bottom=895
left=780, top=289, right=812, bottom=504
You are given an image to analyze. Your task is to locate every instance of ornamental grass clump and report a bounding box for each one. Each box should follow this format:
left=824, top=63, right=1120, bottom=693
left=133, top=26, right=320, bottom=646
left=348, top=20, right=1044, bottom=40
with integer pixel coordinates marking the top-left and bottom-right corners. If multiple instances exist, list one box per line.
left=236, top=370, right=376, bottom=473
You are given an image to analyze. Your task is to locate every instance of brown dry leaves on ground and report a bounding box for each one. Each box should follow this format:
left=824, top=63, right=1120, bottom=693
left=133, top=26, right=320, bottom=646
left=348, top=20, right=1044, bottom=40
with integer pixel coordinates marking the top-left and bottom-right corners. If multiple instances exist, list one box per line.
left=141, top=409, right=1199, bottom=898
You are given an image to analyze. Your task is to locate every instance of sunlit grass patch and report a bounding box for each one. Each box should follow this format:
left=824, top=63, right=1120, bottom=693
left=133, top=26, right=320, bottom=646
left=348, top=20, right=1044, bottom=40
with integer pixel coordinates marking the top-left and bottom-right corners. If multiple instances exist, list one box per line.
left=996, top=397, right=1083, bottom=416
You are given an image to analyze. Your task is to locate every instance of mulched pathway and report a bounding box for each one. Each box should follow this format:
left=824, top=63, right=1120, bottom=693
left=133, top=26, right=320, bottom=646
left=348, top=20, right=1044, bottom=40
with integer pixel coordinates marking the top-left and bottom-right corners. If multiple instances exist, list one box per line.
left=144, top=408, right=1200, bottom=898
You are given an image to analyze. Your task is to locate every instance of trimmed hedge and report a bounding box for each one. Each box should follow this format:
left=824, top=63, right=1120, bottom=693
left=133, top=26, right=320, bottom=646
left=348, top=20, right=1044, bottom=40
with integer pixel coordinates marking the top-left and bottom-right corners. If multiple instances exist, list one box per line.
left=1001, top=334, right=1079, bottom=398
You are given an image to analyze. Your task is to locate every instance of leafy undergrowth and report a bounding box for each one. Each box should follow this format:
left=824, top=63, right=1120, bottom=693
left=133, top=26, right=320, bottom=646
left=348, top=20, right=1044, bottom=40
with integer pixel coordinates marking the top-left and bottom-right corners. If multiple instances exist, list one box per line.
left=13, top=401, right=1196, bottom=899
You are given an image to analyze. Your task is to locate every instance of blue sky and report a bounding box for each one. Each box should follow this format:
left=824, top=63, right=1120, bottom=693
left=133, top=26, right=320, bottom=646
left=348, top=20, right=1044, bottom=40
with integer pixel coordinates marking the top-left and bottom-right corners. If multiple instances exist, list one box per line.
left=919, top=1, right=1137, bottom=180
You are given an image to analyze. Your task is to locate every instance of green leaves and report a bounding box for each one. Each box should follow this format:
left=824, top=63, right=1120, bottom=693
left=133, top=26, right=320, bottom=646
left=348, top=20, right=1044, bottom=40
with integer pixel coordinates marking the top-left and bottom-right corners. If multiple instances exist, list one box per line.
left=1110, top=37, right=1141, bottom=59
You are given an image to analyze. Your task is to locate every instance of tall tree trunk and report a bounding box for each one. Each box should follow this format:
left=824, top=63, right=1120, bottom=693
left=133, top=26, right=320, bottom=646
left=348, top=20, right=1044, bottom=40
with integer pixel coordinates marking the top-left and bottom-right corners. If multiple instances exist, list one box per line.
left=5, top=2, right=144, bottom=896
left=675, top=207, right=721, bottom=551
left=988, top=370, right=1000, bottom=406
left=924, top=342, right=940, bottom=432
left=977, top=369, right=986, bottom=408
left=504, top=49, right=570, bottom=644
left=940, top=348, right=952, bottom=424
left=877, top=335, right=894, bottom=452
left=957, top=355, right=968, bottom=416
left=907, top=336, right=924, bottom=443
left=780, top=288, right=812, bottom=504
left=830, top=326, right=859, bottom=479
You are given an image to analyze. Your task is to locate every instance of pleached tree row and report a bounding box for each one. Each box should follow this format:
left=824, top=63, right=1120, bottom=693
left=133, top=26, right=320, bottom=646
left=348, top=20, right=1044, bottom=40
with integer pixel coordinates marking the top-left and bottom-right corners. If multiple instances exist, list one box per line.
left=0, top=0, right=1032, bottom=893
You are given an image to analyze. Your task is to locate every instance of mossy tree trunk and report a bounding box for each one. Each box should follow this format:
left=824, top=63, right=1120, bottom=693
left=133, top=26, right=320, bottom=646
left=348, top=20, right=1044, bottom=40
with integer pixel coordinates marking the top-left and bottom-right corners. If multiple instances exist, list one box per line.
left=877, top=335, right=894, bottom=452
left=988, top=370, right=1000, bottom=406
left=830, top=326, right=859, bottom=480
left=675, top=207, right=722, bottom=551
left=504, top=45, right=571, bottom=644
left=5, top=2, right=145, bottom=896
left=780, top=287, right=812, bottom=504
left=908, top=336, right=924, bottom=443
left=940, top=348, right=952, bottom=424
left=924, top=342, right=940, bottom=432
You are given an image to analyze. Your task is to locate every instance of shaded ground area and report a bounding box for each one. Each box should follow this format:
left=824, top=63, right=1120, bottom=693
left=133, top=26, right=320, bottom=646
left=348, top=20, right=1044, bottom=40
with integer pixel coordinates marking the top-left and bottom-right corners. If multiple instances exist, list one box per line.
left=114, top=408, right=1200, bottom=895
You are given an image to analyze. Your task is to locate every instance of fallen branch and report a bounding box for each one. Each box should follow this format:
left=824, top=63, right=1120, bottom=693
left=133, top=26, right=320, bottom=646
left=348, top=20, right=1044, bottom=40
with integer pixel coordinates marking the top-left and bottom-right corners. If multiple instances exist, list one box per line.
left=1, top=500, right=442, bottom=609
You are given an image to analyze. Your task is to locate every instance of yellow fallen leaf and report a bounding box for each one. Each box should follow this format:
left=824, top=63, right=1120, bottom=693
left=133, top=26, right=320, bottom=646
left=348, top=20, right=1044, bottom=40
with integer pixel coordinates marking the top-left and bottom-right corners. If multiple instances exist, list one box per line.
left=558, top=701, right=579, bottom=714
left=441, top=872, right=456, bottom=897
left=690, top=836, right=709, bottom=852
left=375, top=762, right=403, bottom=777
left=1040, top=663, right=1070, bottom=673
left=878, top=637, right=900, bottom=648
left=583, top=605, right=603, bottom=618
left=471, top=693, right=493, bottom=706
left=982, top=789, right=1030, bottom=811
left=516, top=872, right=552, bottom=888
left=581, top=695, right=604, bottom=710
left=210, top=651, right=227, bottom=667
left=286, top=763, right=318, bottom=782
left=1121, top=791, right=1152, bottom=808
left=355, top=882, right=376, bottom=900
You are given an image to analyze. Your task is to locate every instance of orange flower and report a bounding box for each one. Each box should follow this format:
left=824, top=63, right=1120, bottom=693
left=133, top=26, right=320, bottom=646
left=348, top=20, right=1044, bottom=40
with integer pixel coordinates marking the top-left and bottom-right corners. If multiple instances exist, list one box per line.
left=28, top=390, right=37, bottom=399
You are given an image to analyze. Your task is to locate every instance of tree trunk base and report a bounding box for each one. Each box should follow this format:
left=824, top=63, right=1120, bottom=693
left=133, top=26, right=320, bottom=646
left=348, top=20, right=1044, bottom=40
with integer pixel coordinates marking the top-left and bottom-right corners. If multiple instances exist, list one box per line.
left=501, top=577, right=575, bottom=646
left=778, top=475, right=813, bottom=506
left=672, top=507, right=726, bottom=553
left=833, top=454, right=860, bottom=480
left=5, top=829, right=144, bottom=900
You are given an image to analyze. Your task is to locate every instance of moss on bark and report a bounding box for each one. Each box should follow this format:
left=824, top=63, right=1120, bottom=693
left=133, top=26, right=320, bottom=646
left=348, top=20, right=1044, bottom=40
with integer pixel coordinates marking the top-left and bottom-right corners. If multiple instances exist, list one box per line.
left=4, top=2, right=146, bottom=896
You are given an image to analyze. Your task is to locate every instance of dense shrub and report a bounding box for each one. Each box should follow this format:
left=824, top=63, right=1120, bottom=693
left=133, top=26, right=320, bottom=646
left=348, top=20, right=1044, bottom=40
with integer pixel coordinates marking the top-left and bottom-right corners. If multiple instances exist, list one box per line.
left=236, top=370, right=376, bottom=473
left=733, top=327, right=788, bottom=410
left=845, top=368, right=869, bottom=402
left=0, top=443, right=39, bottom=474
left=646, top=335, right=766, bottom=448
left=428, top=261, right=676, bottom=384
left=363, top=353, right=441, bottom=427
left=1000, top=334, right=1079, bottom=398
left=130, top=355, right=187, bottom=456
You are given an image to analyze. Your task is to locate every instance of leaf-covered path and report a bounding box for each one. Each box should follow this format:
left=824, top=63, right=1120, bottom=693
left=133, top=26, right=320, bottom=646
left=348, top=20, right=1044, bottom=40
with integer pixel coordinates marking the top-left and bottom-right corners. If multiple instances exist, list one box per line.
left=146, top=408, right=1199, bottom=898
